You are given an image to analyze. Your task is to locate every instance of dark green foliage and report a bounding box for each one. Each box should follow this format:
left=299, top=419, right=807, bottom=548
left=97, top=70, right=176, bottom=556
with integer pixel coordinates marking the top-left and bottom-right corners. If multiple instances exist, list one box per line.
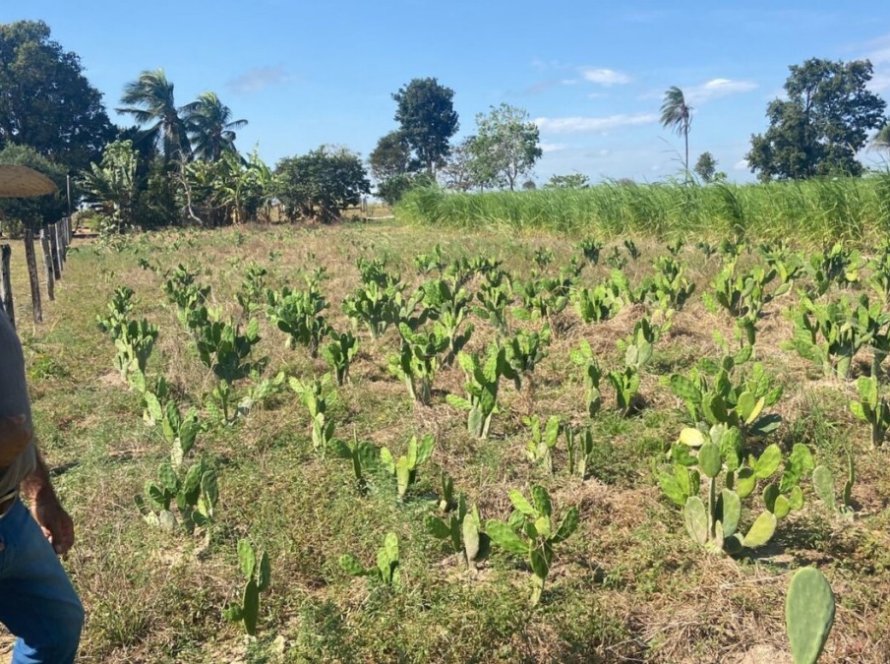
left=392, top=78, right=459, bottom=174
left=275, top=146, right=370, bottom=222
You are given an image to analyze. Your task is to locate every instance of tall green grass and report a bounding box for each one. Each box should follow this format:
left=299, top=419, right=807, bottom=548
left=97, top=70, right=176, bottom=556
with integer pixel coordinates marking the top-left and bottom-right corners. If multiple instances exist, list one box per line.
left=395, top=175, right=890, bottom=244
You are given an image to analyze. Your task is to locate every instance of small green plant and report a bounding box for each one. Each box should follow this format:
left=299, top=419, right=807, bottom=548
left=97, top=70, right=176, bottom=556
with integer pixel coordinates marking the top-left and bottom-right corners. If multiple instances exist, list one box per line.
left=323, top=330, right=359, bottom=385
left=333, top=433, right=379, bottom=494
left=95, top=285, right=134, bottom=338
left=571, top=281, right=624, bottom=323
left=380, top=434, right=435, bottom=500
left=266, top=283, right=329, bottom=358
left=486, top=486, right=579, bottom=606
left=570, top=340, right=602, bottom=418
left=144, top=398, right=200, bottom=469
left=812, top=451, right=854, bottom=520
left=339, top=532, right=401, bottom=589
left=807, top=242, right=862, bottom=296
left=643, top=255, right=696, bottom=310
left=532, top=247, right=554, bottom=269
left=426, top=488, right=489, bottom=570
left=578, top=238, right=603, bottom=264
left=236, top=263, right=268, bottom=318
left=504, top=326, right=551, bottom=401
left=342, top=280, right=401, bottom=339
left=134, top=458, right=218, bottom=533
left=422, top=278, right=474, bottom=365
left=513, top=276, right=571, bottom=332
left=289, top=376, right=336, bottom=454
left=413, top=244, right=446, bottom=275
left=659, top=425, right=810, bottom=554
left=785, top=567, right=835, bottom=664
left=474, top=281, right=512, bottom=335
left=565, top=425, right=596, bottom=479
left=388, top=323, right=448, bottom=406
left=523, top=415, right=561, bottom=473
left=447, top=342, right=518, bottom=438
left=608, top=318, right=661, bottom=416
left=223, top=540, right=271, bottom=636
left=849, top=375, right=890, bottom=447
left=623, top=239, right=641, bottom=260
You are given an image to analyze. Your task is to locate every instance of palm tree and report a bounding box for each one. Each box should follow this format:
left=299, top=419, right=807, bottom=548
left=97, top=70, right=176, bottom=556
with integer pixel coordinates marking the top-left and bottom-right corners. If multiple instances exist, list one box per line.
left=182, top=92, right=248, bottom=161
left=118, top=69, right=191, bottom=161
left=660, top=86, right=692, bottom=181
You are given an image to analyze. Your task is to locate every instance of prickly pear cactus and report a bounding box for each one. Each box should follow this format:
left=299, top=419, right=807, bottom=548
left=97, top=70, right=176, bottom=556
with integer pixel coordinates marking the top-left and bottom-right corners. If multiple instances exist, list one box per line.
left=786, top=566, right=835, bottom=664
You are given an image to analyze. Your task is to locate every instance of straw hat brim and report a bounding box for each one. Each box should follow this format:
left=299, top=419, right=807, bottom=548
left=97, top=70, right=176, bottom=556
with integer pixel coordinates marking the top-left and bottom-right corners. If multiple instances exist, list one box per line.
left=0, top=165, right=58, bottom=198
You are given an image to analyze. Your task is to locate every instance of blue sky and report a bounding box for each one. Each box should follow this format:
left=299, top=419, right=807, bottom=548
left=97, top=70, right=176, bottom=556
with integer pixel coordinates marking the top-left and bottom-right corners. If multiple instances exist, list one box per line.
left=4, top=1, right=890, bottom=183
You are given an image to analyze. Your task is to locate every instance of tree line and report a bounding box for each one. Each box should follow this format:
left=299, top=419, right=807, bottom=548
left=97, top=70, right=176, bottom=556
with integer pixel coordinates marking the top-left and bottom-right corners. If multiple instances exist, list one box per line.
left=0, top=19, right=888, bottom=232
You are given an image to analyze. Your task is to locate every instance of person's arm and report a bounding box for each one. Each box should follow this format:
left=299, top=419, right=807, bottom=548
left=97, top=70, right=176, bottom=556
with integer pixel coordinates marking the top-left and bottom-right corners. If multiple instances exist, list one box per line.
left=0, top=414, right=32, bottom=467
left=21, top=448, right=74, bottom=555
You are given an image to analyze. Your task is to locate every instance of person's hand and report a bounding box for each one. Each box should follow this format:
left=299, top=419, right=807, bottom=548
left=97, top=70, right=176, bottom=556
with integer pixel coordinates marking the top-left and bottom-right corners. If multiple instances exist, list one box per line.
left=31, top=493, right=75, bottom=556
left=0, top=415, right=32, bottom=467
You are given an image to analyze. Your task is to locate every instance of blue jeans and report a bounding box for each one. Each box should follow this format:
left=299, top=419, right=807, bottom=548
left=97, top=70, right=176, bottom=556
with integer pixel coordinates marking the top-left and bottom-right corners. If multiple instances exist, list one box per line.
left=0, top=500, right=83, bottom=663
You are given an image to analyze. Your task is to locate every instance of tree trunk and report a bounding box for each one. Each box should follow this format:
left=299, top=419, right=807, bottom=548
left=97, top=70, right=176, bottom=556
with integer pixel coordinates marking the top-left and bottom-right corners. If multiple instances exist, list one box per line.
left=0, top=244, right=14, bottom=329
left=24, top=230, right=42, bottom=324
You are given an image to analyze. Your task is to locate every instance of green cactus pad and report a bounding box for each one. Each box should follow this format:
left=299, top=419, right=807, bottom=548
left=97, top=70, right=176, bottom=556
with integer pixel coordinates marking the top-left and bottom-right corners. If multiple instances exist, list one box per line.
left=786, top=567, right=835, bottom=664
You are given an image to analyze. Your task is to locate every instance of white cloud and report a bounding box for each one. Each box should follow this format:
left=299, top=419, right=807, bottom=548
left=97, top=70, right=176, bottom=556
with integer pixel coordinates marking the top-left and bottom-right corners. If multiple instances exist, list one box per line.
left=227, top=65, right=291, bottom=95
left=534, top=113, right=658, bottom=134
left=581, top=68, right=632, bottom=86
left=540, top=142, right=567, bottom=153
left=733, top=159, right=750, bottom=171
left=862, top=36, right=890, bottom=92
left=685, top=78, right=758, bottom=104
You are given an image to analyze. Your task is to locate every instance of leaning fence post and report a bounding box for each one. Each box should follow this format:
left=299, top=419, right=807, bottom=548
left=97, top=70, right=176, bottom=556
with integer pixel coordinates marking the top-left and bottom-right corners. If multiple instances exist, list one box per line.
left=40, top=228, right=55, bottom=302
left=54, top=221, right=64, bottom=268
left=23, top=229, right=42, bottom=324
left=49, top=223, right=61, bottom=279
left=0, top=244, right=13, bottom=329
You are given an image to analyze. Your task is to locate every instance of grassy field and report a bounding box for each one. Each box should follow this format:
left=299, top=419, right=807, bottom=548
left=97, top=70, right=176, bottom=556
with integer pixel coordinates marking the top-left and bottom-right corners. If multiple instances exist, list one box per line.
left=2, top=220, right=890, bottom=663
left=396, top=176, right=890, bottom=245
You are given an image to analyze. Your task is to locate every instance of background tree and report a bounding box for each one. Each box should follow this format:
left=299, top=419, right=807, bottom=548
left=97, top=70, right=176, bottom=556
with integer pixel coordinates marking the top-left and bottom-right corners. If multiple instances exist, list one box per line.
left=469, top=104, right=542, bottom=191
left=275, top=146, right=370, bottom=222
left=0, top=20, right=113, bottom=171
left=182, top=92, right=247, bottom=161
left=119, top=69, right=192, bottom=162
left=872, top=124, right=890, bottom=154
left=747, top=58, right=886, bottom=180
left=392, top=78, right=459, bottom=175
left=660, top=86, right=692, bottom=180
left=369, top=130, right=413, bottom=181
left=694, top=152, right=717, bottom=183
left=545, top=173, right=590, bottom=189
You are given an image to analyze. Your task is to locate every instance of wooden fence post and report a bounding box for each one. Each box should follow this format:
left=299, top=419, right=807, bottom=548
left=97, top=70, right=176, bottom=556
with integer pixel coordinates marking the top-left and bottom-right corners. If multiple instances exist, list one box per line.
left=0, top=244, right=13, bottom=329
left=54, top=221, right=65, bottom=267
left=40, top=229, right=55, bottom=302
left=23, top=230, right=42, bottom=324
left=49, top=223, right=61, bottom=280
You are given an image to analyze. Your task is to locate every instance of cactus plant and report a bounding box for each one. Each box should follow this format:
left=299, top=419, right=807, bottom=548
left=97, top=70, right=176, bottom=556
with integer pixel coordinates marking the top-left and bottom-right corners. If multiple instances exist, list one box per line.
left=388, top=323, right=448, bottom=406
left=812, top=450, right=855, bottom=519
left=266, top=283, right=329, bottom=357
left=380, top=434, right=435, bottom=500
left=323, top=330, right=359, bottom=385
left=134, top=458, right=218, bottom=532
left=785, top=567, right=835, bottom=664
left=339, top=532, right=401, bottom=589
left=486, top=485, right=579, bottom=606
left=565, top=425, right=596, bottom=479
left=570, top=340, right=603, bottom=418
left=289, top=375, right=336, bottom=454
left=524, top=415, right=561, bottom=473
left=850, top=375, right=890, bottom=447
left=426, top=490, right=489, bottom=570
left=333, top=434, right=379, bottom=494
left=224, top=539, right=271, bottom=636
left=447, top=342, right=518, bottom=438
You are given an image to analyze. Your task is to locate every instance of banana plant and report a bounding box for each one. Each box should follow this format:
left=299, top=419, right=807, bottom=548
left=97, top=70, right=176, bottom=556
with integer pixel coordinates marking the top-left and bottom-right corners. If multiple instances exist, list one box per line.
left=134, top=458, right=218, bottom=533
left=223, top=539, right=271, bottom=636
left=289, top=375, right=336, bottom=454
left=524, top=415, right=561, bottom=474
left=812, top=450, right=855, bottom=520
left=388, top=323, right=448, bottom=406
left=379, top=434, right=435, bottom=500
left=339, top=532, right=400, bottom=589
left=785, top=567, right=835, bottom=664
left=849, top=375, right=890, bottom=448
left=570, top=340, right=602, bottom=418
left=266, top=283, right=329, bottom=357
left=486, top=486, right=579, bottom=606
left=447, top=342, right=518, bottom=438
left=659, top=425, right=809, bottom=555
left=426, top=489, right=489, bottom=570
left=323, top=330, right=359, bottom=385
